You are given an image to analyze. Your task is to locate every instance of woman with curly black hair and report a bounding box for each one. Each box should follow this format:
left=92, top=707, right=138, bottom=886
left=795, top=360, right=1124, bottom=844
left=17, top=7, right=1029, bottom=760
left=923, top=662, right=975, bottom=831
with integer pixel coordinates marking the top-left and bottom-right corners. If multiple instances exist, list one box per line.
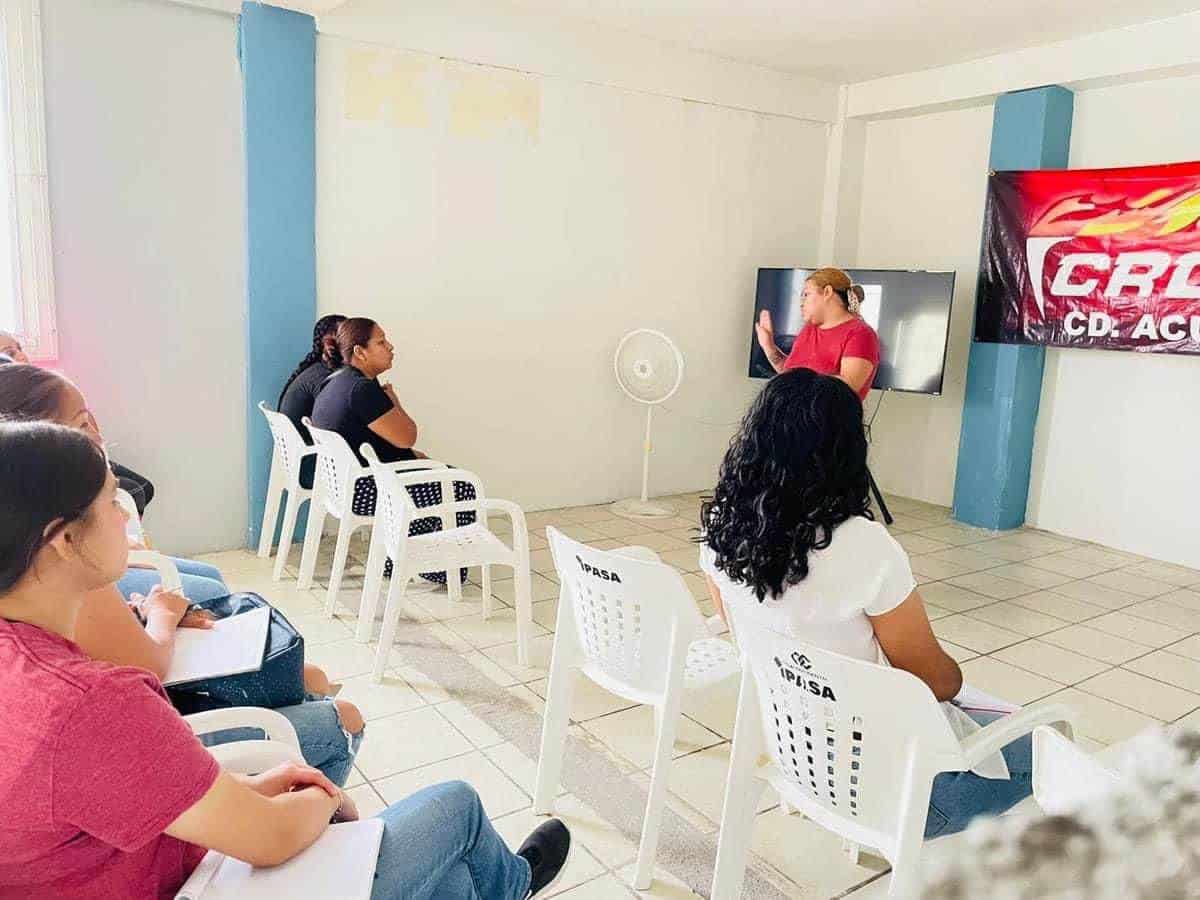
left=700, top=368, right=1034, bottom=838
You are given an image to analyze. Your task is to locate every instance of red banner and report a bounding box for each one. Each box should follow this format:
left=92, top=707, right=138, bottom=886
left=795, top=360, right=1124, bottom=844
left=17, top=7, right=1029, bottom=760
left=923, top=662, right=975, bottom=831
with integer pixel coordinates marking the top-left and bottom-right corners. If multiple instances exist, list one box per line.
left=975, top=161, right=1200, bottom=353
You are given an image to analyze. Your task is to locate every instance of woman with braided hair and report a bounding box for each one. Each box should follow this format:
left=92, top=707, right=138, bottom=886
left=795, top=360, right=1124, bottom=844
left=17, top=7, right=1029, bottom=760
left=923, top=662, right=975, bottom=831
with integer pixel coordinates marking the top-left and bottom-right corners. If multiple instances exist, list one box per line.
left=278, top=314, right=346, bottom=488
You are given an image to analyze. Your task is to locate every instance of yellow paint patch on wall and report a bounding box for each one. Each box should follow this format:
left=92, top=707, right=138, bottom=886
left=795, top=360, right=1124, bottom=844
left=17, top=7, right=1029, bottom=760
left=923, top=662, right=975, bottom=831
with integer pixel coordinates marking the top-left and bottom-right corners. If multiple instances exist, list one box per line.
left=344, top=48, right=431, bottom=128
left=447, top=66, right=540, bottom=141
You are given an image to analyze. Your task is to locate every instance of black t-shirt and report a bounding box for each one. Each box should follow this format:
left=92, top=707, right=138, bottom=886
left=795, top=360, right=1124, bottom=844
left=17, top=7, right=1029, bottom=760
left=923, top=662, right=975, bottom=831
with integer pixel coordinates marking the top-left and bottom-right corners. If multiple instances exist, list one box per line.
left=279, top=361, right=335, bottom=441
left=311, top=366, right=416, bottom=466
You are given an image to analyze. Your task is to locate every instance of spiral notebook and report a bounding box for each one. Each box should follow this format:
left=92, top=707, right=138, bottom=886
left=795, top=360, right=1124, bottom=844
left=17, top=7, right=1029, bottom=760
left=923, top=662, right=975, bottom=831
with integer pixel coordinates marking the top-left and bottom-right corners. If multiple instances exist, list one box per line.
left=175, top=819, right=384, bottom=900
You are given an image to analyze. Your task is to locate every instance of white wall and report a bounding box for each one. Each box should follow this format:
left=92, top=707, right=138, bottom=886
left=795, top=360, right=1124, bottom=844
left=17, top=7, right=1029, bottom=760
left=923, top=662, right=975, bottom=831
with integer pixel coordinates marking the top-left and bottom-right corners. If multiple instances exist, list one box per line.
left=1026, top=73, right=1200, bottom=568
left=854, top=103, right=994, bottom=506
left=42, top=0, right=246, bottom=554
left=852, top=71, right=1200, bottom=568
left=315, top=20, right=832, bottom=510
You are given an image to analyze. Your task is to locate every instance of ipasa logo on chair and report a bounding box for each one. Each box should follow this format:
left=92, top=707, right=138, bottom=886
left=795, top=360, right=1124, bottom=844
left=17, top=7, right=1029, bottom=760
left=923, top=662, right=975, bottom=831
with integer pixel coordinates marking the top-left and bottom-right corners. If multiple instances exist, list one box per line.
left=576, top=556, right=623, bottom=583
left=773, top=654, right=837, bottom=701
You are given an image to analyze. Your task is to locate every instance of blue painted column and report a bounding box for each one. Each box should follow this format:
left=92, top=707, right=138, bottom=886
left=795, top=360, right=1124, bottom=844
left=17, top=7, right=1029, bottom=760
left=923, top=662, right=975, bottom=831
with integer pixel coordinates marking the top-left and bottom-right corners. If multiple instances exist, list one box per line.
left=952, top=86, right=1073, bottom=531
left=239, top=3, right=316, bottom=548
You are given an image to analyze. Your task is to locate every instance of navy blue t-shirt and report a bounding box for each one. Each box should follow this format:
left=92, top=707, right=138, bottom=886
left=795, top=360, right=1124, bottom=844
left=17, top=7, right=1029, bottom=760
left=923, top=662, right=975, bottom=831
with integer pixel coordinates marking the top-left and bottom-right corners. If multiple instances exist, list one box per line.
left=311, top=367, right=415, bottom=466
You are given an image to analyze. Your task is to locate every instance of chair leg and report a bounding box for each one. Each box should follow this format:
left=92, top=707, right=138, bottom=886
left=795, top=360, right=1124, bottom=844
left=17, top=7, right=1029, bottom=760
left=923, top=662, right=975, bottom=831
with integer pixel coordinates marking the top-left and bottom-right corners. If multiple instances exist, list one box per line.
left=712, top=673, right=768, bottom=900
left=448, top=565, right=463, bottom=603
left=257, top=455, right=283, bottom=558
left=324, top=520, right=355, bottom=617
left=634, top=696, right=682, bottom=891
left=533, top=635, right=575, bottom=813
left=372, top=572, right=408, bottom=682
left=480, top=565, right=493, bottom=620
left=355, top=529, right=386, bottom=643
left=886, top=772, right=934, bottom=898
left=843, top=838, right=860, bottom=866
left=296, top=502, right=326, bottom=590
left=513, top=561, right=534, bottom=668
left=272, top=491, right=303, bottom=581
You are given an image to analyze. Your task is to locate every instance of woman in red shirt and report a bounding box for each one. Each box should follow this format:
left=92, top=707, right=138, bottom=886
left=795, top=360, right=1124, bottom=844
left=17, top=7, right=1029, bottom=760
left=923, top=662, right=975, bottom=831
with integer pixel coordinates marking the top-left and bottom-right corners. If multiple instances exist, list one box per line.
left=755, top=266, right=880, bottom=402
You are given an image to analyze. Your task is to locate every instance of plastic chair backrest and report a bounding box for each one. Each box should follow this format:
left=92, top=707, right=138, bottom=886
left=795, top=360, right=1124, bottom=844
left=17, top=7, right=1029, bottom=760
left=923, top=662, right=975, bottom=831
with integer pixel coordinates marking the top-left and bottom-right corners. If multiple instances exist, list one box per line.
left=548, top=527, right=705, bottom=699
left=735, top=618, right=964, bottom=848
left=362, top=444, right=481, bottom=549
left=303, top=417, right=362, bottom=517
left=258, top=401, right=311, bottom=484
left=116, top=488, right=143, bottom=543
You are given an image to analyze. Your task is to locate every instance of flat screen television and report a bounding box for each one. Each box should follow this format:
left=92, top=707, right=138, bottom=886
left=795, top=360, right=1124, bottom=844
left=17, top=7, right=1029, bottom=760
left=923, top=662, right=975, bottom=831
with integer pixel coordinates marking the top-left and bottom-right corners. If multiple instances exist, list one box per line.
left=747, top=267, right=956, bottom=395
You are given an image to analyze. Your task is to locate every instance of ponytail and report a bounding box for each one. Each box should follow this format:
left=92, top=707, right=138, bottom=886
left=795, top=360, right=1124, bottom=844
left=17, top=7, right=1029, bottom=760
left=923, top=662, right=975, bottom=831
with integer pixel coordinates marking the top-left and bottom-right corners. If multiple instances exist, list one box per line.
left=278, top=314, right=347, bottom=409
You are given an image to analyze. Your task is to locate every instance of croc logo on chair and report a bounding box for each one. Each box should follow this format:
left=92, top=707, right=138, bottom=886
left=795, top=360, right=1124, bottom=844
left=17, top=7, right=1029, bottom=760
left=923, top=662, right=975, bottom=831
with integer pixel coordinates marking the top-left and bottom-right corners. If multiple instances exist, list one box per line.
left=575, top=556, right=623, bottom=583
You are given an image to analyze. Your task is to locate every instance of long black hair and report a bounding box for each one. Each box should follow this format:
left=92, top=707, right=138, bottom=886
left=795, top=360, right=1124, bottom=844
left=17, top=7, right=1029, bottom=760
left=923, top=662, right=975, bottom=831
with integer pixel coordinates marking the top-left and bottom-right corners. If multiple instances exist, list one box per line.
left=701, top=368, right=872, bottom=601
left=0, top=421, right=110, bottom=594
left=277, top=314, right=347, bottom=408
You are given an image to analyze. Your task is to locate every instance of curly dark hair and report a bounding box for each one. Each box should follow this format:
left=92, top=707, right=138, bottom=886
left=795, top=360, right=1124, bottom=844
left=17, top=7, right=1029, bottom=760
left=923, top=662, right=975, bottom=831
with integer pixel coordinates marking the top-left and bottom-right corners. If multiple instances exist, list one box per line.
left=701, top=368, right=872, bottom=601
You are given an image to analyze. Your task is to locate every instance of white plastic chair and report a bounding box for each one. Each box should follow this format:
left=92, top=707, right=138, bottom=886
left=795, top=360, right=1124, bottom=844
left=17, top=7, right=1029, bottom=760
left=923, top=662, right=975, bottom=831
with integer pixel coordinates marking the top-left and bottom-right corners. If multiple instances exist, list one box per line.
left=116, top=487, right=145, bottom=546
left=711, top=624, right=1076, bottom=899
left=256, top=402, right=319, bottom=580
left=1032, top=724, right=1120, bottom=815
left=361, top=443, right=534, bottom=678
left=296, top=418, right=443, bottom=615
left=187, top=705, right=306, bottom=773
left=534, top=528, right=740, bottom=891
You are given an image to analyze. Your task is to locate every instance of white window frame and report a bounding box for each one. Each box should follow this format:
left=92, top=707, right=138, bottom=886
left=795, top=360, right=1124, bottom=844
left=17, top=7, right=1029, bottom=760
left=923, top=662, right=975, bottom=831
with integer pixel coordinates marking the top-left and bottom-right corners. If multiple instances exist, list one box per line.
left=0, top=0, right=55, bottom=359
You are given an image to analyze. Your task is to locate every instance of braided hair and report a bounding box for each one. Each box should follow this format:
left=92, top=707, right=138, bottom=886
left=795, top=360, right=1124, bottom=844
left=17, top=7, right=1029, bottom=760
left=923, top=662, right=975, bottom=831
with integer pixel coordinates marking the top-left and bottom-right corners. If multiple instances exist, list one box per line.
left=277, top=314, right=347, bottom=409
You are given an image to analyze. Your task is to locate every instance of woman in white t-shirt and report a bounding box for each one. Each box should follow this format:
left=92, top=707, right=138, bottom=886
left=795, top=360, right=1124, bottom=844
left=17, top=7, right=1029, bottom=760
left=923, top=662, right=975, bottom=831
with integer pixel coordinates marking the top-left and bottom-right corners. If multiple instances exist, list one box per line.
left=700, top=368, right=1032, bottom=838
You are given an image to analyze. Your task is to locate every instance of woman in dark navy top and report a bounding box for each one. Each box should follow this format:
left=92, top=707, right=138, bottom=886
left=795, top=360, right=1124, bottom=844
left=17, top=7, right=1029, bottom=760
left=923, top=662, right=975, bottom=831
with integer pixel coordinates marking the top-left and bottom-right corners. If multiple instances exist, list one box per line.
left=312, top=318, right=472, bottom=585
left=278, top=315, right=346, bottom=489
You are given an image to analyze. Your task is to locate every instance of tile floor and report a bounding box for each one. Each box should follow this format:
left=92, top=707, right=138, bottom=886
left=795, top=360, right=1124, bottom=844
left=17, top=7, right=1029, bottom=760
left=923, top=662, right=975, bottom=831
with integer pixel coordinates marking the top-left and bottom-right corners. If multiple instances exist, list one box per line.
left=198, top=492, right=1200, bottom=898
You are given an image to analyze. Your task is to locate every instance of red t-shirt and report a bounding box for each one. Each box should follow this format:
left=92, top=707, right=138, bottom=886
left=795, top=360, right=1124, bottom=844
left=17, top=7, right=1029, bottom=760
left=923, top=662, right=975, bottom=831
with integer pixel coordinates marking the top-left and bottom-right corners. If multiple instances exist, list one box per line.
left=783, top=317, right=880, bottom=401
left=0, top=618, right=220, bottom=900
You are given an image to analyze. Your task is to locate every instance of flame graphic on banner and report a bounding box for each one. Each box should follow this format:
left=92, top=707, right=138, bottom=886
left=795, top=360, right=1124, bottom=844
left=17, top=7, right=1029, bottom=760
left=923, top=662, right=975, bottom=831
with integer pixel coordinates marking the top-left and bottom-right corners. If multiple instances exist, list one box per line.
left=1030, top=185, right=1200, bottom=239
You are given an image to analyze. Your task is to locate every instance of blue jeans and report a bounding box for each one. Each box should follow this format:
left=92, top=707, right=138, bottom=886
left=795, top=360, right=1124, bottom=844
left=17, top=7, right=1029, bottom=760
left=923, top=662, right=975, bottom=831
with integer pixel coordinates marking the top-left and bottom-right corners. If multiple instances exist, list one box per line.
left=118, top=556, right=228, bottom=604
left=925, top=710, right=1033, bottom=838
left=199, top=696, right=364, bottom=786
left=371, top=781, right=531, bottom=900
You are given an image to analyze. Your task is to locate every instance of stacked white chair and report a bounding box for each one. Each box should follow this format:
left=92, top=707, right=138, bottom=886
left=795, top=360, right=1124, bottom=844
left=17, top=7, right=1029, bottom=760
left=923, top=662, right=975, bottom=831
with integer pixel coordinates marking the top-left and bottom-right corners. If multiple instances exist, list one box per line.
left=534, top=528, right=740, bottom=891
left=296, top=417, right=442, bottom=617
left=256, top=402, right=318, bottom=580
left=711, top=622, right=1076, bottom=898
left=360, top=443, right=534, bottom=678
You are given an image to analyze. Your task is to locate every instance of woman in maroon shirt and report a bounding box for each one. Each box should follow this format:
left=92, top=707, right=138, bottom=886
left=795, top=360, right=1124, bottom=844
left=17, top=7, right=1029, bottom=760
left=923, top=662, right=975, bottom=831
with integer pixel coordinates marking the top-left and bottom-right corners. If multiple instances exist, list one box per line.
left=755, top=266, right=880, bottom=402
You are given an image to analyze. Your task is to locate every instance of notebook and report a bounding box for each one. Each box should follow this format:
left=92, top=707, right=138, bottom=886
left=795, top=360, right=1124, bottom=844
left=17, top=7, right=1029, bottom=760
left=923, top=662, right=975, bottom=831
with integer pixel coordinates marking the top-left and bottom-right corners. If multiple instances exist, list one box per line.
left=175, top=819, right=384, bottom=900
left=163, top=605, right=271, bottom=687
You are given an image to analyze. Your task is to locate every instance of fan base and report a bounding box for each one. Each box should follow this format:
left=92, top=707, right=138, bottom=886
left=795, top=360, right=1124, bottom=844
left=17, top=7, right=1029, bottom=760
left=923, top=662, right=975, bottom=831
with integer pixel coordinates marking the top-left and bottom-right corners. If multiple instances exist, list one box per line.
left=611, top=498, right=675, bottom=519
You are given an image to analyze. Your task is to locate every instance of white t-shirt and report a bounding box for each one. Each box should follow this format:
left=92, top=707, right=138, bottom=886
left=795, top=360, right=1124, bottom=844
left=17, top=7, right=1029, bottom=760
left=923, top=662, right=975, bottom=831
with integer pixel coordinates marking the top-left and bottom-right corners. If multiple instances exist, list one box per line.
left=701, top=515, right=1011, bottom=778
left=699, top=516, right=913, bottom=665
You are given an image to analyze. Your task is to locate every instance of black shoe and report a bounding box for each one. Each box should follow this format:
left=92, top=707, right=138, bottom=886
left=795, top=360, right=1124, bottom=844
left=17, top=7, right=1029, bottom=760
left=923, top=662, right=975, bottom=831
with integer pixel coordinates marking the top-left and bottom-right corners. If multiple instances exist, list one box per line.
left=518, top=818, right=572, bottom=898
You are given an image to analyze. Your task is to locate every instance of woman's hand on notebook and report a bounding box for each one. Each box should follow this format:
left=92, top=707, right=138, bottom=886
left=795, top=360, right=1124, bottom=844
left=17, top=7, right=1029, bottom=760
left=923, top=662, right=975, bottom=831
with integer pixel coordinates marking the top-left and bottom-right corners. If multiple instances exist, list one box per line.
left=246, top=762, right=340, bottom=800
left=330, top=791, right=360, bottom=824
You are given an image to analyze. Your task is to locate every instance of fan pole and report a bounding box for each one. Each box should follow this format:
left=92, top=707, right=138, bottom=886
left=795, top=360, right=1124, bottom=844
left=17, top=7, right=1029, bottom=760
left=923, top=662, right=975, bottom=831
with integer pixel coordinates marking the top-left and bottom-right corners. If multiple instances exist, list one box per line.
left=640, top=404, right=653, bottom=503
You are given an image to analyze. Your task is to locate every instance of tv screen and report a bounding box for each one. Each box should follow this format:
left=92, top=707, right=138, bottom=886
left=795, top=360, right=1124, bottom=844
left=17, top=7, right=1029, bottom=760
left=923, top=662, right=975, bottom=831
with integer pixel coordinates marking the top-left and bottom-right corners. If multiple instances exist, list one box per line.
left=747, top=268, right=956, bottom=395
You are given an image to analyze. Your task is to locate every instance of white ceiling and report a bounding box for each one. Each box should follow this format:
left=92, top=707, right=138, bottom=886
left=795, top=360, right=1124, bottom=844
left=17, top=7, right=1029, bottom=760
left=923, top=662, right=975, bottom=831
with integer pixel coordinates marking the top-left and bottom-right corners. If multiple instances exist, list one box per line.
left=504, top=0, right=1200, bottom=82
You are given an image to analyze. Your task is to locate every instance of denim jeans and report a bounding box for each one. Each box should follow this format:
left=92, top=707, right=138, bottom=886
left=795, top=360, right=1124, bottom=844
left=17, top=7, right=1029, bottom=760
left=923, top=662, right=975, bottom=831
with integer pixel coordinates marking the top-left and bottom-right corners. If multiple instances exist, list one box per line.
left=370, top=781, right=531, bottom=900
left=925, top=709, right=1033, bottom=838
left=198, top=696, right=364, bottom=787
left=117, top=556, right=228, bottom=604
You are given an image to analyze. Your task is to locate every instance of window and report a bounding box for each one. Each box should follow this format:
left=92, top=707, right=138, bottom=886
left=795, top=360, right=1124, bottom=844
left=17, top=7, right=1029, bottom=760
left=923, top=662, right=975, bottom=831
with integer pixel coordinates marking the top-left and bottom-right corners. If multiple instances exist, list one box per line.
left=0, top=0, right=55, bottom=358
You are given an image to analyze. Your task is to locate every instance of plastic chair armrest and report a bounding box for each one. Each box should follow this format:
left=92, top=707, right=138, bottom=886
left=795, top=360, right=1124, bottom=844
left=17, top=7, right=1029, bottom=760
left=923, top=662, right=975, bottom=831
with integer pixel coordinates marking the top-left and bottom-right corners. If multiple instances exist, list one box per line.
left=126, top=550, right=182, bottom=592
left=958, top=702, right=1075, bottom=769
left=481, top=499, right=529, bottom=553
left=387, top=459, right=449, bottom=472
left=206, top=740, right=306, bottom=774
left=184, top=706, right=303, bottom=751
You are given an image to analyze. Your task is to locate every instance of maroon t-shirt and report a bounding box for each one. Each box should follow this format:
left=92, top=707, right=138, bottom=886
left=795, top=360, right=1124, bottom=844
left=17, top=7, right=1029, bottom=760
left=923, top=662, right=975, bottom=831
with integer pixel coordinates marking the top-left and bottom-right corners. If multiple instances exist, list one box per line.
left=784, top=317, right=880, bottom=401
left=0, top=618, right=219, bottom=900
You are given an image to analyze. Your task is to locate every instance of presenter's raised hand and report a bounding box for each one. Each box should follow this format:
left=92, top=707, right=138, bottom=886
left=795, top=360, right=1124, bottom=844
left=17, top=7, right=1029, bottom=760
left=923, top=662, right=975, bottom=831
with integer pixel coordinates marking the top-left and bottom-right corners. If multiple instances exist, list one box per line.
left=755, top=309, right=775, bottom=352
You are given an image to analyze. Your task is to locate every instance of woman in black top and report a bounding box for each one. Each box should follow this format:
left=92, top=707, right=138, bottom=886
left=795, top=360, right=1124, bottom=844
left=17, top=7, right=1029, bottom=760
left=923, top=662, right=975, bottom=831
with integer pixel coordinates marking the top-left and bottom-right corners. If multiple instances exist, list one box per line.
left=312, top=317, right=473, bottom=585
left=279, top=315, right=345, bottom=488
